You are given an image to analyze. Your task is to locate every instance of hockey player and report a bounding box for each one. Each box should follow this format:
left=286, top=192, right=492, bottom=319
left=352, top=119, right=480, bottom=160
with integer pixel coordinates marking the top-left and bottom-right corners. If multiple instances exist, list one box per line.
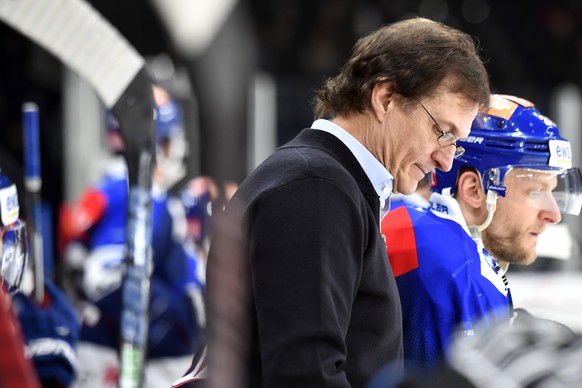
left=181, top=176, right=239, bottom=260
left=13, top=275, right=80, bottom=387
left=380, top=94, right=582, bottom=372
left=0, top=169, right=39, bottom=388
left=181, top=175, right=218, bottom=261
left=172, top=178, right=240, bottom=388
left=59, top=85, right=204, bottom=387
left=0, top=170, right=79, bottom=387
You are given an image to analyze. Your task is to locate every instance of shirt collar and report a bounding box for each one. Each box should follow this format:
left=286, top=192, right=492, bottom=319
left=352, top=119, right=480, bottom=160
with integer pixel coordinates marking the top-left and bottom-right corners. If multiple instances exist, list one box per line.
left=311, top=119, right=393, bottom=207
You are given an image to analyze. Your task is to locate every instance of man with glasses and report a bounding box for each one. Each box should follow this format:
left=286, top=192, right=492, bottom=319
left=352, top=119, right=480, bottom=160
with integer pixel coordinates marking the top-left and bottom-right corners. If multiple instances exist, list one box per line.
left=380, top=94, right=582, bottom=374
left=202, top=16, right=490, bottom=388
left=414, top=98, right=467, bottom=159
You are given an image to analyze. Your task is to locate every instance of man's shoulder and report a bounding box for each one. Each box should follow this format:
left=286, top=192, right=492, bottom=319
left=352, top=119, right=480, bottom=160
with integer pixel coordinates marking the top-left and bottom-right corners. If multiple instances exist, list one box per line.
left=383, top=204, right=459, bottom=234
left=383, top=205, right=474, bottom=277
left=236, top=141, right=361, bottom=203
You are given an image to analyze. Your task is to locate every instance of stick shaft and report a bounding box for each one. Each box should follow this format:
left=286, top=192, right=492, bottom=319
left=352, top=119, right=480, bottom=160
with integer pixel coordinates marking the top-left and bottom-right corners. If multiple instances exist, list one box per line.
left=114, top=68, right=156, bottom=388
left=22, top=102, right=44, bottom=304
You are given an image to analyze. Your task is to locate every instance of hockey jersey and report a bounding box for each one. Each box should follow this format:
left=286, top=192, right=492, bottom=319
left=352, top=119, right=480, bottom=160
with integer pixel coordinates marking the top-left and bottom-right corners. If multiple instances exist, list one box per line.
left=60, top=160, right=204, bottom=359
left=381, top=192, right=513, bottom=370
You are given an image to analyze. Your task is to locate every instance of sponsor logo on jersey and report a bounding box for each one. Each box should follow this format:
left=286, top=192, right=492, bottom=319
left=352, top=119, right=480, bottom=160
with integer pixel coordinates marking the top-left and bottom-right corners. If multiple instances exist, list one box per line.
left=429, top=201, right=448, bottom=214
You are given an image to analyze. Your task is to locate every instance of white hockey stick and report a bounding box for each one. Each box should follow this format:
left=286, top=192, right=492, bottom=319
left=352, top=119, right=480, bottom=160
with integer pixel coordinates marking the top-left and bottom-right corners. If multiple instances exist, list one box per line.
left=0, top=1, right=155, bottom=387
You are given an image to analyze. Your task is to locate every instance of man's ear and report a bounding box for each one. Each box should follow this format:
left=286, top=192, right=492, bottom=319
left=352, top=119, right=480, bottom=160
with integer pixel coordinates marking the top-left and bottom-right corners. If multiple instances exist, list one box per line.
left=371, top=80, right=395, bottom=122
left=456, top=170, right=486, bottom=210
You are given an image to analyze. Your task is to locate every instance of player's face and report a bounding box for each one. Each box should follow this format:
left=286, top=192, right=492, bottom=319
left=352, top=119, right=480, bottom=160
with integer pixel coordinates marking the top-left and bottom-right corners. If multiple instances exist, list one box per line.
left=482, top=169, right=561, bottom=265
left=386, top=89, right=478, bottom=195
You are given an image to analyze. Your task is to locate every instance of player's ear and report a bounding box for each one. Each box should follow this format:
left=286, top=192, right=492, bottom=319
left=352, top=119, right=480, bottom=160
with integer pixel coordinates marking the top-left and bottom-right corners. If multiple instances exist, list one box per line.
left=456, top=170, right=486, bottom=210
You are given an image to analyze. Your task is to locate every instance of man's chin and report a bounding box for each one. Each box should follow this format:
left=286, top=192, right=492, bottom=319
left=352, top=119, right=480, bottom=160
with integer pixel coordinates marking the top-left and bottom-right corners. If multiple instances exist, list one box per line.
left=394, top=180, right=417, bottom=196
left=509, top=252, right=537, bottom=266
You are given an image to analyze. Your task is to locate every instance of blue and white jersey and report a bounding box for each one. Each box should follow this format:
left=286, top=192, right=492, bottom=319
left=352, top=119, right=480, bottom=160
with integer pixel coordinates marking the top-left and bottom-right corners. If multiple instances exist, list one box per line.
left=388, top=192, right=430, bottom=211
left=381, top=192, right=513, bottom=370
left=84, top=170, right=202, bottom=296
left=75, top=166, right=205, bottom=358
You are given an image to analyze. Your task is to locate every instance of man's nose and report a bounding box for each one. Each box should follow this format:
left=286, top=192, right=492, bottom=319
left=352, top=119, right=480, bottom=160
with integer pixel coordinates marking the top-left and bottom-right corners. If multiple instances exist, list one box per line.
left=433, top=145, right=455, bottom=172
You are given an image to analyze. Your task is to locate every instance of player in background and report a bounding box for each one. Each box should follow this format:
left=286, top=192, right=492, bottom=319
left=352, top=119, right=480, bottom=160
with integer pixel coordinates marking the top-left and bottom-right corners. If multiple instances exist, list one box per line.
left=180, top=175, right=239, bottom=304
left=181, top=176, right=218, bottom=264
left=181, top=176, right=239, bottom=260
left=171, top=178, right=239, bottom=388
left=0, top=168, right=39, bottom=388
left=380, top=94, right=582, bottom=374
left=58, top=85, right=205, bottom=388
left=0, top=169, right=79, bottom=388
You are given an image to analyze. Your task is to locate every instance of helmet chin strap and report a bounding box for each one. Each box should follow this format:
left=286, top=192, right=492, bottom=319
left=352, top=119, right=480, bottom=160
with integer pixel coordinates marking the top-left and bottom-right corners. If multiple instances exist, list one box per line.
left=469, top=190, right=498, bottom=239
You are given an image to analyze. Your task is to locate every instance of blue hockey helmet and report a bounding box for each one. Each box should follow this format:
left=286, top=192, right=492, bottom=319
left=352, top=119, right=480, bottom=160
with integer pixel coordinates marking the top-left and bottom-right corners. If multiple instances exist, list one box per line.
left=152, top=85, right=188, bottom=189
left=0, top=171, right=28, bottom=293
left=431, top=94, right=582, bottom=216
left=106, top=85, right=188, bottom=189
left=153, top=87, right=184, bottom=143
left=106, top=86, right=186, bottom=149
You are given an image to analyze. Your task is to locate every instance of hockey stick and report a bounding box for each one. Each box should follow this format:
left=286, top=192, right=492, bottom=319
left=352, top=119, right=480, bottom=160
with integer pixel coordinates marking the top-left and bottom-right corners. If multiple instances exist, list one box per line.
left=22, top=102, right=45, bottom=305
left=0, top=1, right=156, bottom=387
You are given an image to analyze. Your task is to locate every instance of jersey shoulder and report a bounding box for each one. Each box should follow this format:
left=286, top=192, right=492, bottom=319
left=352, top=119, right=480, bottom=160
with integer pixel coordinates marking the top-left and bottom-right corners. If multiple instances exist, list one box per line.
left=382, top=205, right=475, bottom=277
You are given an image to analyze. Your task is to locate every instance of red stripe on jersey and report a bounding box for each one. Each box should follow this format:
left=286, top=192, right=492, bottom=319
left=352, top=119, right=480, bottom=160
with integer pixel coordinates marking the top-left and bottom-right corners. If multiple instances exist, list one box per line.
left=382, top=206, right=419, bottom=276
left=58, top=188, right=108, bottom=253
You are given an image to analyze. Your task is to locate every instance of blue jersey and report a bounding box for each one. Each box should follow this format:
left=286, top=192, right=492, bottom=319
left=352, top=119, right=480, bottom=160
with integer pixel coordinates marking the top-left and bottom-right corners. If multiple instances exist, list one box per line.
left=381, top=193, right=513, bottom=370
left=73, top=165, right=204, bottom=358
left=87, top=174, right=198, bottom=294
left=388, top=192, right=429, bottom=211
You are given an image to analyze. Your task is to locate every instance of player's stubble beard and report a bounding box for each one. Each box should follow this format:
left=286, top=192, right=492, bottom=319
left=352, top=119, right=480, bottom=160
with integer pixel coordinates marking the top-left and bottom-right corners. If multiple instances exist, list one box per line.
left=482, top=220, right=536, bottom=266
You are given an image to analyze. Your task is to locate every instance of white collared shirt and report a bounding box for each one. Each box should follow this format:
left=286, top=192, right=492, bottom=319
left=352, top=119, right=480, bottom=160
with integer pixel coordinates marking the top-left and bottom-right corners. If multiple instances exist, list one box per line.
left=311, top=119, right=393, bottom=218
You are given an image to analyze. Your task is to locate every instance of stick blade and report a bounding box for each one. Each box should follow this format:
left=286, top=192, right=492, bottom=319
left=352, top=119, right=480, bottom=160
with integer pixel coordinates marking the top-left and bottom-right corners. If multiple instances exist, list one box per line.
left=0, top=0, right=144, bottom=107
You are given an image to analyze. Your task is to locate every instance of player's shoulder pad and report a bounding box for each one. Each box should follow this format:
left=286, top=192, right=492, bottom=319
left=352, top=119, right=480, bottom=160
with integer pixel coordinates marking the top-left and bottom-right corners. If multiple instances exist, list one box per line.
left=382, top=205, right=470, bottom=277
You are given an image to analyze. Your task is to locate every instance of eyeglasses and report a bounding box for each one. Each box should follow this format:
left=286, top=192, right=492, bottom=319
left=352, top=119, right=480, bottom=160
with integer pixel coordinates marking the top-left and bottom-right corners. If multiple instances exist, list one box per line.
left=415, top=99, right=465, bottom=159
